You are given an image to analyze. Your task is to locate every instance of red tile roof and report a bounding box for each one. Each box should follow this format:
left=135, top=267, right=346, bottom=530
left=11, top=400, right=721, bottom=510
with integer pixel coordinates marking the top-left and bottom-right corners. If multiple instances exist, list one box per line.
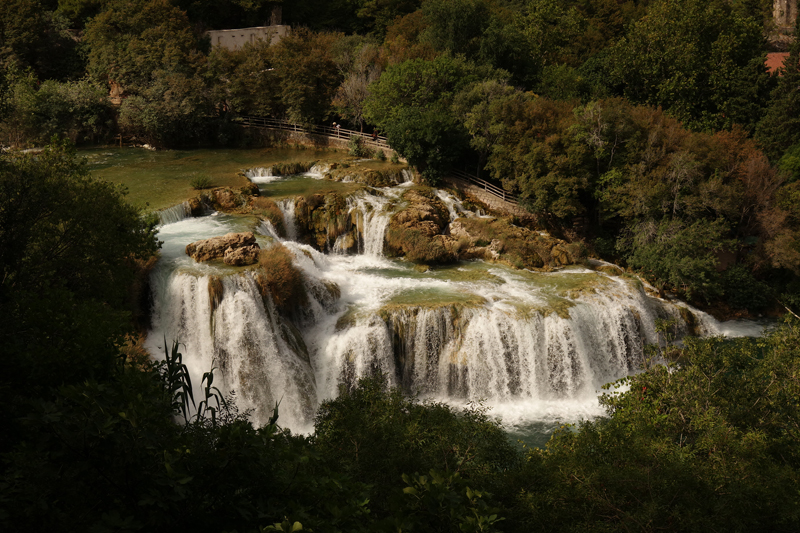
left=766, top=52, right=791, bottom=75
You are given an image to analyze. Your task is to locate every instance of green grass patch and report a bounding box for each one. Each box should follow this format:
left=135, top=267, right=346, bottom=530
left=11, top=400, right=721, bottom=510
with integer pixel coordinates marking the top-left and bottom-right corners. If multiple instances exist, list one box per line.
left=81, top=147, right=347, bottom=212
left=259, top=176, right=365, bottom=201
left=383, top=288, right=487, bottom=309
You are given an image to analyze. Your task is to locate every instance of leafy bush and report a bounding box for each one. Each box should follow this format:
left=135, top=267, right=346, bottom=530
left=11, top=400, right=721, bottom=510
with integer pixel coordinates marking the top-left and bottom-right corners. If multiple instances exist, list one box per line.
left=519, top=320, right=800, bottom=532
left=720, top=264, right=773, bottom=311
left=348, top=135, right=371, bottom=157
left=391, top=151, right=400, bottom=164
left=189, top=174, right=213, bottom=189
left=374, top=148, right=387, bottom=161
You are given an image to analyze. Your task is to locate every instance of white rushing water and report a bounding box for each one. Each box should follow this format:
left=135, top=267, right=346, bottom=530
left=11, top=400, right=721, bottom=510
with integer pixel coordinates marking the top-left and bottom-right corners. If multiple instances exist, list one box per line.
left=157, top=201, right=193, bottom=225
left=147, top=179, right=767, bottom=438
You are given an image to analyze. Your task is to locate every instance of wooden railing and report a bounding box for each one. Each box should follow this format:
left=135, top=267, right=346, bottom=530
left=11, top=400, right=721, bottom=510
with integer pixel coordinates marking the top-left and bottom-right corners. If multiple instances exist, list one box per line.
left=235, top=115, right=390, bottom=147
left=444, top=169, right=519, bottom=205
left=235, top=114, right=520, bottom=206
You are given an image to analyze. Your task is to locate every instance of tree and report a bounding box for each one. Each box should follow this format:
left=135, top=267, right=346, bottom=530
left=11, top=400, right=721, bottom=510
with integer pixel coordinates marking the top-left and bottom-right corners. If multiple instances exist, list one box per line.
left=420, top=0, right=490, bottom=59
left=332, top=39, right=383, bottom=132
left=271, top=29, right=342, bottom=126
left=83, top=0, right=210, bottom=146
left=756, top=20, right=800, bottom=160
left=364, top=54, right=499, bottom=180
left=0, top=0, right=84, bottom=81
left=519, top=319, right=800, bottom=531
left=607, top=0, right=771, bottom=132
left=453, top=78, right=525, bottom=177
left=209, top=38, right=282, bottom=118
left=0, top=141, right=159, bottom=400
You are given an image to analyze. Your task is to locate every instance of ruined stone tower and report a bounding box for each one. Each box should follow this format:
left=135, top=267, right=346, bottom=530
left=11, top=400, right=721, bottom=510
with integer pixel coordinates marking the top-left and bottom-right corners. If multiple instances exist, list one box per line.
left=775, top=0, right=798, bottom=30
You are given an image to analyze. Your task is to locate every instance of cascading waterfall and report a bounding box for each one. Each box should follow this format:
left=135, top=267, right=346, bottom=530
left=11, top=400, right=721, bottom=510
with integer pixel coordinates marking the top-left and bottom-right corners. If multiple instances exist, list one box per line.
left=345, top=191, right=394, bottom=256
left=245, top=167, right=282, bottom=185
left=277, top=199, right=299, bottom=242
left=148, top=181, right=762, bottom=435
left=256, top=219, right=281, bottom=240
left=148, top=270, right=317, bottom=432
left=157, top=201, right=192, bottom=225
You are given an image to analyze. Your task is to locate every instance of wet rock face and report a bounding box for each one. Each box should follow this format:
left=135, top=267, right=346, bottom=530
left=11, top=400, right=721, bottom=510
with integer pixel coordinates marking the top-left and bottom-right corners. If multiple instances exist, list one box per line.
left=447, top=218, right=585, bottom=270
left=385, top=188, right=459, bottom=264
left=186, top=232, right=261, bottom=266
left=294, top=193, right=352, bottom=251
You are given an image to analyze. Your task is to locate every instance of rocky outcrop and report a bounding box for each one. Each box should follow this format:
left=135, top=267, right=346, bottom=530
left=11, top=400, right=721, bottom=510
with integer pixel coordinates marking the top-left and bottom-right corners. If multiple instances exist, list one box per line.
left=385, top=188, right=459, bottom=264
left=294, top=193, right=355, bottom=251
left=325, top=165, right=409, bottom=186
left=448, top=218, right=585, bottom=270
left=186, top=232, right=261, bottom=266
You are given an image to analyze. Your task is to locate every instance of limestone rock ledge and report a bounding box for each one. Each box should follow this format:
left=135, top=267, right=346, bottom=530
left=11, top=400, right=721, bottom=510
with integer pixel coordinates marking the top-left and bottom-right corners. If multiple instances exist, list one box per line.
left=186, top=232, right=261, bottom=266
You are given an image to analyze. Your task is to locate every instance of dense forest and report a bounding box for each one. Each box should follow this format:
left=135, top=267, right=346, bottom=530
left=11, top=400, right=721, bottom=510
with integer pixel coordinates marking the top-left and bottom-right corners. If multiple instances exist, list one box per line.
left=2, top=1, right=800, bottom=530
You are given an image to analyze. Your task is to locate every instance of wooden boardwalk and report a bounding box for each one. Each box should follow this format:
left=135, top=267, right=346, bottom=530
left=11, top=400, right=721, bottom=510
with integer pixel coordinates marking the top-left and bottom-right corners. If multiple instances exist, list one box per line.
left=235, top=115, right=527, bottom=216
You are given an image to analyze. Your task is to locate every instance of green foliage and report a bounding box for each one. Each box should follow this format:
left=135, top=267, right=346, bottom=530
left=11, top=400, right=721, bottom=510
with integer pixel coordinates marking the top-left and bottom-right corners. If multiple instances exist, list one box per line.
left=606, top=0, right=771, bottom=132
left=84, top=0, right=210, bottom=147
left=0, top=0, right=84, bottom=81
left=0, top=141, right=160, bottom=400
left=161, top=338, right=194, bottom=423
left=364, top=54, right=501, bottom=180
left=400, top=470, right=504, bottom=533
left=778, top=143, right=800, bottom=182
left=756, top=21, right=800, bottom=160
left=189, top=173, right=213, bottom=189
left=313, top=374, right=520, bottom=516
left=620, top=218, right=733, bottom=301
left=519, top=320, right=800, bottom=531
left=271, top=29, right=342, bottom=126
left=719, top=263, right=773, bottom=311
left=0, top=70, right=114, bottom=146
left=348, top=134, right=370, bottom=157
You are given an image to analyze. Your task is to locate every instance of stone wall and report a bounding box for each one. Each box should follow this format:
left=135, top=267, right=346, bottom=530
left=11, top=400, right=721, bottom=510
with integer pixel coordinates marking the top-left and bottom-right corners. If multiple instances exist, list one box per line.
left=208, top=25, right=290, bottom=50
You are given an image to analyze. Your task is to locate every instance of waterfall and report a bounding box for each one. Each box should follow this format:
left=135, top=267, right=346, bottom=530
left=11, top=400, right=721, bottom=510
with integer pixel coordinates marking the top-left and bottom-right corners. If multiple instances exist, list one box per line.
left=305, top=163, right=330, bottom=178
left=308, top=274, right=676, bottom=404
left=342, top=190, right=396, bottom=256
left=148, top=180, right=767, bottom=435
left=245, top=167, right=281, bottom=185
left=277, top=199, right=298, bottom=241
left=256, top=219, right=281, bottom=240
left=157, top=201, right=192, bottom=225
left=148, top=270, right=317, bottom=432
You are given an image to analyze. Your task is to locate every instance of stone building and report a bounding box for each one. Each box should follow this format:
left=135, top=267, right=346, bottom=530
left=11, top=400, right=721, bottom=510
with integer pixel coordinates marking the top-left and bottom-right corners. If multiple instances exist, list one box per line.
left=206, top=6, right=289, bottom=50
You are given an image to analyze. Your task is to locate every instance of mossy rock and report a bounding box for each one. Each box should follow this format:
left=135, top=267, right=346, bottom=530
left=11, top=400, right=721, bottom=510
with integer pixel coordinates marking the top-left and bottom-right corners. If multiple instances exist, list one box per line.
left=384, top=186, right=456, bottom=264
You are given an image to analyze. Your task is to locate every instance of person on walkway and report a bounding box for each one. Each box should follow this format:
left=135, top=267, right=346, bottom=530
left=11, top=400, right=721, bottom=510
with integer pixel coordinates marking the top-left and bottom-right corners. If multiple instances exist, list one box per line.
left=372, top=130, right=377, bottom=142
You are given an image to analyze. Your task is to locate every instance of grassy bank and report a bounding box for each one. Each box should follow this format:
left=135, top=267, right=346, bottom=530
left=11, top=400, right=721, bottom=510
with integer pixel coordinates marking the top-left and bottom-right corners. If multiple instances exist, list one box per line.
left=82, top=147, right=345, bottom=211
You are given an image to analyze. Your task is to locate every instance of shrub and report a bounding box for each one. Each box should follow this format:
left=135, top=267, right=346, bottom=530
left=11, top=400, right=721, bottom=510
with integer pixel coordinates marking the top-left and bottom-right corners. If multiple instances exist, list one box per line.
left=348, top=135, right=370, bottom=157
left=189, top=174, right=213, bottom=189
left=374, top=148, right=387, bottom=161
left=391, top=151, right=400, bottom=164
